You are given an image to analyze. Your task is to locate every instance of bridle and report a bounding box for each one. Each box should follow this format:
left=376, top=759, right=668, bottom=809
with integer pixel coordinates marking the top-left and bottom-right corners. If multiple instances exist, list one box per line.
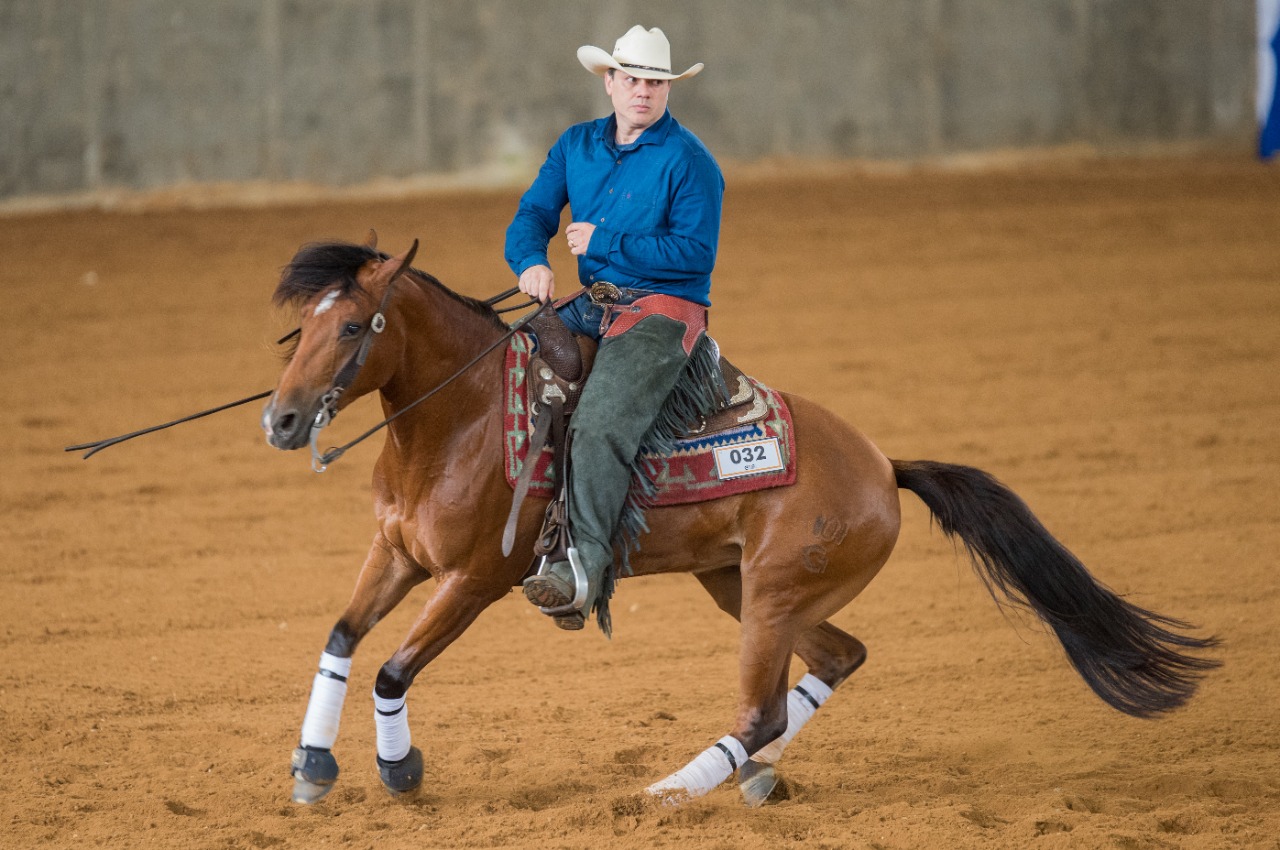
left=302, top=262, right=547, bottom=472
left=303, top=246, right=405, bottom=471
left=66, top=253, right=545, bottom=467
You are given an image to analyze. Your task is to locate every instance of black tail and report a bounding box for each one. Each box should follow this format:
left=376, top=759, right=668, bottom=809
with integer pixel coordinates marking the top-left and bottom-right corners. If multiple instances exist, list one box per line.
left=892, top=459, right=1219, bottom=718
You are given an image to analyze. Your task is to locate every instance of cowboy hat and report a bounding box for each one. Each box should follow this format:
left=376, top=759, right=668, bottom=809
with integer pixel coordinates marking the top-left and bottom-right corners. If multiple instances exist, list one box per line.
left=577, top=25, right=704, bottom=81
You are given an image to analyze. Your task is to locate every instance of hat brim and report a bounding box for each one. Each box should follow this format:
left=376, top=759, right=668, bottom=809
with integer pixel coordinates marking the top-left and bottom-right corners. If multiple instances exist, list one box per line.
left=577, top=45, right=703, bottom=81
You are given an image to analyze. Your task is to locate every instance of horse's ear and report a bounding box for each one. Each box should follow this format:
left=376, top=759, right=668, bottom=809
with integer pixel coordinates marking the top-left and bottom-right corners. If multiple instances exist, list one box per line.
left=364, top=229, right=378, bottom=250
left=371, top=239, right=419, bottom=291
left=377, top=239, right=420, bottom=287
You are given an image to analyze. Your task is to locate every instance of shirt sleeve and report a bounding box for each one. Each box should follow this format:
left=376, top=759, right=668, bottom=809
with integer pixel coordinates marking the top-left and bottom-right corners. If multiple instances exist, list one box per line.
left=504, top=134, right=570, bottom=277
left=589, top=148, right=723, bottom=282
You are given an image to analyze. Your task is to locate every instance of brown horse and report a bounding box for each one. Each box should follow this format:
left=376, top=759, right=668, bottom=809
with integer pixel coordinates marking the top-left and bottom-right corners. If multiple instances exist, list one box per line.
left=262, top=237, right=1218, bottom=807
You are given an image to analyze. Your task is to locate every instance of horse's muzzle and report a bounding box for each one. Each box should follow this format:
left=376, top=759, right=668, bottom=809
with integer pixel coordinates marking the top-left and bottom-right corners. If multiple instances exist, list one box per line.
left=262, top=396, right=314, bottom=451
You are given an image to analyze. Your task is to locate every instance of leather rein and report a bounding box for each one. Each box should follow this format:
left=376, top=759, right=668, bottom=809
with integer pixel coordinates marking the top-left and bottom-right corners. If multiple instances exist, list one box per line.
left=66, top=265, right=544, bottom=467
left=306, top=274, right=547, bottom=472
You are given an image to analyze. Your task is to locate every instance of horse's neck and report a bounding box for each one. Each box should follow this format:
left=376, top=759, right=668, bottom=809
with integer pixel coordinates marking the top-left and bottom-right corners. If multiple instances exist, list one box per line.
left=378, top=279, right=506, bottom=453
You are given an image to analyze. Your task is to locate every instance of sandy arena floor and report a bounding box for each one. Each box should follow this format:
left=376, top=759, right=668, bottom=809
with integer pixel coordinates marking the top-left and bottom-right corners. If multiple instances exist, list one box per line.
left=2, top=155, right=1277, bottom=849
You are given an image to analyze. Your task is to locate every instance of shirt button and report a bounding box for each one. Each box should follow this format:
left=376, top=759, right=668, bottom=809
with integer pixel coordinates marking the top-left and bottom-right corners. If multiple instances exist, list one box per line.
left=599, top=218, right=605, bottom=223
left=608, top=188, right=613, bottom=194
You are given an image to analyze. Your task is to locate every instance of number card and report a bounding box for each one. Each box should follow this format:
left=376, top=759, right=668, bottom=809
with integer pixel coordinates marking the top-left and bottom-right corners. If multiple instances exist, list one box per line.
left=713, top=438, right=784, bottom=480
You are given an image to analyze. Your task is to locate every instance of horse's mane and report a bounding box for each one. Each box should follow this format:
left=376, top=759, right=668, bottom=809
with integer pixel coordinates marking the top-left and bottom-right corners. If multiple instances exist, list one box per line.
left=274, top=240, right=509, bottom=332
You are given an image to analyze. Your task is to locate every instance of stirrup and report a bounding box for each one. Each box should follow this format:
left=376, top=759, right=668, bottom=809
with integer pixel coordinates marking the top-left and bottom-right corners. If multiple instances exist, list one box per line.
left=523, top=547, right=591, bottom=616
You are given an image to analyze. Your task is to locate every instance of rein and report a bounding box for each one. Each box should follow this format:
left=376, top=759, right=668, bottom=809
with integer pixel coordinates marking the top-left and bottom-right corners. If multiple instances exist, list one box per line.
left=64, top=389, right=275, bottom=459
left=65, top=280, right=544, bottom=466
left=309, top=297, right=547, bottom=471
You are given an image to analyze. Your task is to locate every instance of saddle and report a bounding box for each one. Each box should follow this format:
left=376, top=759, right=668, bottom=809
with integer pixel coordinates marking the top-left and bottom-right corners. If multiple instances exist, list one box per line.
left=500, top=309, right=771, bottom=560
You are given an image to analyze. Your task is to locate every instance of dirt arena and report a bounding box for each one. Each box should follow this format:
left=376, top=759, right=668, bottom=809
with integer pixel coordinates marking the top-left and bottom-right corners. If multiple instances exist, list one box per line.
left=3, top=154, right=1277, bottom=849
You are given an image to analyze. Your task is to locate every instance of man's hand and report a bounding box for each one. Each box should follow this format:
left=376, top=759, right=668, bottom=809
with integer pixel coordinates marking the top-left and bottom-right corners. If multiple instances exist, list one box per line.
left=518, top=264, right=555, bottom=302
left=566, top=222, right=596, bottom=257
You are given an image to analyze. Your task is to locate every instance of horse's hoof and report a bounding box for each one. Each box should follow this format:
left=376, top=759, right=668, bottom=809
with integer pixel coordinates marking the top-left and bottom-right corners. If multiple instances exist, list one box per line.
left=738, top=760, right=778, bottom=808
left=292, top=776, right=335, bottom=805
left=290, top=746, right=339, bottom=804
left=377, top=746, right=424, bottom=796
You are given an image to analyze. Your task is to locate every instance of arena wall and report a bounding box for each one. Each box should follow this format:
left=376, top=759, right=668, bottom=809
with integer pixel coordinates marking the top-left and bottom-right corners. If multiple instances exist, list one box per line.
left=0, top=0, right=1257, bottom=202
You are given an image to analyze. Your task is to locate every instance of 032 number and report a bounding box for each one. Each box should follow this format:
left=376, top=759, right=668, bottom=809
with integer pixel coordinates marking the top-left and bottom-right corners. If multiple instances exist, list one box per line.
left=728, top=445, right=768, bottom=465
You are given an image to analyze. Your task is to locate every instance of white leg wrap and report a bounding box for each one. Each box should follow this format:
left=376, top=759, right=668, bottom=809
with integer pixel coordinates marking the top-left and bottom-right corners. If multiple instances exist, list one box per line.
left=374, top=692, right=412, bottom=763
left=646, top=736, right=748, bottom=803
left=299, top=652, right=352, bottom=750
left=751, top=673, right=833, bottom=765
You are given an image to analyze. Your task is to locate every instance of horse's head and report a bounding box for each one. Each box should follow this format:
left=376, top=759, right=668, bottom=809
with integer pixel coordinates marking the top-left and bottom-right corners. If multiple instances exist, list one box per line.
left=262, top=235, right=418, bottom=450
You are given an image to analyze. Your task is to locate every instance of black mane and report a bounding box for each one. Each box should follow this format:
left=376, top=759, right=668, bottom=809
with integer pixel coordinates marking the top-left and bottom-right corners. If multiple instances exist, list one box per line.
left=274, top=240, right=508, bottom=332
left=274, top=241, right=382, bottom=306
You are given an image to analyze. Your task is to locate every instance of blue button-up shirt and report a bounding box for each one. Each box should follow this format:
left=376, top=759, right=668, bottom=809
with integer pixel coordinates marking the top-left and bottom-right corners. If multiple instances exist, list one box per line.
left=505, top=110, right=724, bottom=307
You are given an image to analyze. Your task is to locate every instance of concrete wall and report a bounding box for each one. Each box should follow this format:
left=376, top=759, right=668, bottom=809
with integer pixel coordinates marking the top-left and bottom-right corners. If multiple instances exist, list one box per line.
left=0, top=0, right=1257, bottom=201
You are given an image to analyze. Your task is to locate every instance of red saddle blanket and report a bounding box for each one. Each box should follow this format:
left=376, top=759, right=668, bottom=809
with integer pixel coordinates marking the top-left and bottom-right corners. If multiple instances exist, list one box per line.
left=503, top=333, right=797, bottom=506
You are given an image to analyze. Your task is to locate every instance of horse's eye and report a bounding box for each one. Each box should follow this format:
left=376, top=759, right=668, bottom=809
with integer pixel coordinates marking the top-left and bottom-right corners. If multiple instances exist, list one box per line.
left=340, top=322, right=362, bottom=338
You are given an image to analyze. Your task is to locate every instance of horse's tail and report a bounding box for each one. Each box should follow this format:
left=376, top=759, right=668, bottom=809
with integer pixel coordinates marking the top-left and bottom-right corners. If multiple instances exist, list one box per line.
left=891, top=459, right=1220, bottom=718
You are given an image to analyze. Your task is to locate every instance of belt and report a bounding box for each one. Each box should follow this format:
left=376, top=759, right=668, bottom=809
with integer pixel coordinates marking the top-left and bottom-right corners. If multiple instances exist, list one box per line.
left=587, top=281, right=655, bottom=306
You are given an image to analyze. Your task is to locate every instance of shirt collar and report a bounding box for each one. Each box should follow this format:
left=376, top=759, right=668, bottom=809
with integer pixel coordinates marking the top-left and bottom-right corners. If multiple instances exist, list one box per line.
left=596, top=109, right=675, bottom=150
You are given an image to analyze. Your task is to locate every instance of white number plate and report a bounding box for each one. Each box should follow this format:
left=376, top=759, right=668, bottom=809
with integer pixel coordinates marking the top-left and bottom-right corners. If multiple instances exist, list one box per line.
left=713, top=438, right=783, bottom=479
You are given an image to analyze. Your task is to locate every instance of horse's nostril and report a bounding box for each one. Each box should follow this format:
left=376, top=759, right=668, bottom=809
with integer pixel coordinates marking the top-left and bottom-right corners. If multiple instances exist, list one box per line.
left=277, top=412, right=297, bottom=435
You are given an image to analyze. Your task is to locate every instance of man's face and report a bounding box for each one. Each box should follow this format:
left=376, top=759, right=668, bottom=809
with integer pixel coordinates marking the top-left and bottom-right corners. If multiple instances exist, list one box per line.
left=605, top=71, right=670, bottom=134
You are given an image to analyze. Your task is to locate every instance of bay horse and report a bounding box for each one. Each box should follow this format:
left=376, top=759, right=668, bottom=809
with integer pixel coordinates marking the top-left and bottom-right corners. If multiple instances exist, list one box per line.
left=262, top=236, right=1218, bottom=807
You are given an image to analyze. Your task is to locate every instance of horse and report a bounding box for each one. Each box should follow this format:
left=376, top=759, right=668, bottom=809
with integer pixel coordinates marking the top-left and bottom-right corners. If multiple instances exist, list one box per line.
left=261, top=235, right=1219, bottom=807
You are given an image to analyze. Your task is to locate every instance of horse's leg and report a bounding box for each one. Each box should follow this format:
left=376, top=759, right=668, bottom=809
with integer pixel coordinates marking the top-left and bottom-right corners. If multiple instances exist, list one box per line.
left=752, top=621, right=865, bottom=760
left=692, top=566, right=867, bottom=806
left=735, top=622, right=865, bottom=804
left=292, top=534, right=427, bottom=804
left=369, top=572, right=508, bottom=796
left=646, top=570, right=798, bottom=806
left=695, top=566, right=868, bottom=684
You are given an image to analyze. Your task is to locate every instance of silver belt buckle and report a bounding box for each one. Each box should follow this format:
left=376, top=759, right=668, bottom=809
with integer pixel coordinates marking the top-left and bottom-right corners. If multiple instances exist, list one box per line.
left=589, top=281, right=623, bottom=305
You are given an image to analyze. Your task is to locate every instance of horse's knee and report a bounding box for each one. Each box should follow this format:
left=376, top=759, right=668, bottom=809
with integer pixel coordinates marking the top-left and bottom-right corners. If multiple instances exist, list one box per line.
left=374, top=663, right=412, bottom=700
left=323, top=621, right=359, bottom=657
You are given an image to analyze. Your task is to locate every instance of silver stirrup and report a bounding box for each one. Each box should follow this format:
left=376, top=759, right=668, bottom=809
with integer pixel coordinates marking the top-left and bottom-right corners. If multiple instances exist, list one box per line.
left=534, top=547, right=590, bottom=616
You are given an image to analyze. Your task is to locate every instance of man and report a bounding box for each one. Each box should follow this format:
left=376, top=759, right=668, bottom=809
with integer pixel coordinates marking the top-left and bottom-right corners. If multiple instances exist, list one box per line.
left=504, top=25, right=725, bottom=632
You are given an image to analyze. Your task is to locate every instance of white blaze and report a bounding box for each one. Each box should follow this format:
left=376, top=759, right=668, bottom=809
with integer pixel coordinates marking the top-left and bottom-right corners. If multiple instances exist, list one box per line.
left=313, top=290, right=340, bottom=316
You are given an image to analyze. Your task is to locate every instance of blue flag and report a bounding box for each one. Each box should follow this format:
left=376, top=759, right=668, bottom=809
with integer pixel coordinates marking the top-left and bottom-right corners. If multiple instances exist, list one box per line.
left=1262, top=0, right=1280, bottom=158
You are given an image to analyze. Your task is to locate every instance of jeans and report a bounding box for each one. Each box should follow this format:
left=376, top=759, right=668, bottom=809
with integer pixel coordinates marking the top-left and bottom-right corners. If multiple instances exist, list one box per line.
left=556, top=288, right=652, bottom=340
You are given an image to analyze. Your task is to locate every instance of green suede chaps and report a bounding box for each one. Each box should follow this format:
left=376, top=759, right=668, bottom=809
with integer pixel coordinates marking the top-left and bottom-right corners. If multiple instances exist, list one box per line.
left=566, top=314, right=693, bottom=576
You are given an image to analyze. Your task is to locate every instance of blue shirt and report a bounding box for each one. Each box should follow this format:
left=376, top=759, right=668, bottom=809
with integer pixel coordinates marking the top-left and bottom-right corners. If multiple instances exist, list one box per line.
left=505, top=110, right=724, bottom=307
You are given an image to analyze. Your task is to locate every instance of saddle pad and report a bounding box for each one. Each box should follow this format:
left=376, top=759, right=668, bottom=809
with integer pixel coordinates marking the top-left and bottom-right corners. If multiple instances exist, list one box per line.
left=503, top=333, right=797, bottom=506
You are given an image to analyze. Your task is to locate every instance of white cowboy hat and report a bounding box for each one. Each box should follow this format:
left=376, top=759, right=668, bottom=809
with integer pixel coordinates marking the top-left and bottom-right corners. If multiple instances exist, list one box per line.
left=577, top=25, right=704, bottom=81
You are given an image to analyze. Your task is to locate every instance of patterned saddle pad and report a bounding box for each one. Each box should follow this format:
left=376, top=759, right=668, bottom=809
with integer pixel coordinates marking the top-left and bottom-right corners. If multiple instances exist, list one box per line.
left=503, top=332, right=796, bottom=506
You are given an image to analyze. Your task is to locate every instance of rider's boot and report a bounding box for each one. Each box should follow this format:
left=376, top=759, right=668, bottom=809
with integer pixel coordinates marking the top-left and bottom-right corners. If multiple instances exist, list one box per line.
left=522, top=548, right=603, bottom=630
